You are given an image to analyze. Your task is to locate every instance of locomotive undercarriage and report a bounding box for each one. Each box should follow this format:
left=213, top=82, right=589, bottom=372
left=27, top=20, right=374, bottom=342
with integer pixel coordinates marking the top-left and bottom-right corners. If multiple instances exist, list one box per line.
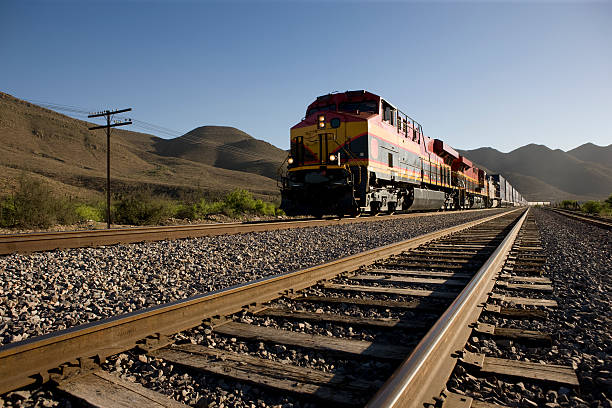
left=280, top=167, right=357, bottom=217
left=281, top=167, right=469, bottom=217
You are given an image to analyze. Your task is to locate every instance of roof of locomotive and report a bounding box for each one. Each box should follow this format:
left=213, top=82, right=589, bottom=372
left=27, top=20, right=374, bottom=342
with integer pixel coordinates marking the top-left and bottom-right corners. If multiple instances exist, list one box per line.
left=301, top=90, right=486, bottom=178
left=305, top=90, right=381, bottom=113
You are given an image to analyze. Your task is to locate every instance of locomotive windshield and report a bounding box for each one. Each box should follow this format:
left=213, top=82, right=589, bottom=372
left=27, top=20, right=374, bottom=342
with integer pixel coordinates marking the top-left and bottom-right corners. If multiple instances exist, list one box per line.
left=338, top=101, right=378, bottom=113
left=306, top=104, right=336, bottom=116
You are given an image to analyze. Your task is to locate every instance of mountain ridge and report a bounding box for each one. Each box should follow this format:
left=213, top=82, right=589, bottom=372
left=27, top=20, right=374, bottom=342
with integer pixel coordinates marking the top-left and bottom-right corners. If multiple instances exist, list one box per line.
left=153, top=125, right=286, bottom=180
left=1, top=91, right=608, bottom=203
left=0, top=92, right=283, bottom=201
left=458, top=143, right=612, bottom=202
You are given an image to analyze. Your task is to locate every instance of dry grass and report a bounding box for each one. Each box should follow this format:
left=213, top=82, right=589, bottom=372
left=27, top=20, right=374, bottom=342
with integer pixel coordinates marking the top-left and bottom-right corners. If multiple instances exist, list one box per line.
left=0, top=92, right=282, bottom=203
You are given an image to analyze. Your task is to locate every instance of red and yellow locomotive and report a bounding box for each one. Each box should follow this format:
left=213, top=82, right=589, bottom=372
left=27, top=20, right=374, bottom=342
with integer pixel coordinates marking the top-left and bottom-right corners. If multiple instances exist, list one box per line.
left=280, top=90, right=492, bottom=216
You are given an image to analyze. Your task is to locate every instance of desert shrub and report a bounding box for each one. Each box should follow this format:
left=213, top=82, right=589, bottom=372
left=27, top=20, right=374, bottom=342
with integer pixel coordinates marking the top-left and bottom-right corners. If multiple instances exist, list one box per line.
left=222, top=189, right=257, bottom=216
left=13, top=176, right=57, bottom=227
left=0, top=180, right=283, bottom=228
left=55, top=201, right=81, bottom=225
left=113, top=192, right=175, bottom=225
left=581, top=201, right=603, bottom=215
left=86, top=188, right=283, bottom=225
left=194, top=199, right=224, bottom=218
left=221, top=190, right=282, bottom=217
left=0, top=176, right=80, bottom=228
left=75, top=204, right=104, bottom=222
left=0, top=196, right=17, bottom=227
left=174, top=203, right=196, bottom=220
left=559, top=200, right=579, bottom=210
left=188, top=190, right=282, bottom=219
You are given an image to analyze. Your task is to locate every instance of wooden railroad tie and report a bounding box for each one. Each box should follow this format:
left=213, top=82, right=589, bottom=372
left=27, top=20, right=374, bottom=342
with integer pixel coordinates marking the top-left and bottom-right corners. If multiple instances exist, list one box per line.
left=323, top=282, right=459, bottom=299
left=460, top=351, right=579, bottom=386
left=57, top=370, right=188, bottom=408
left=214, top=321, right=412, bottom=360
left=256, top=307, right=430, bottom=330
left=152, top=345, right=373, bottom=405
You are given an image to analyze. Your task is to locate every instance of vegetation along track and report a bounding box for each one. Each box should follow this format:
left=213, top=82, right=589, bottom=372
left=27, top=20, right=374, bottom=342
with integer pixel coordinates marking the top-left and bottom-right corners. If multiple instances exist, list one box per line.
left=0, top=208, right=534, bottom=407
left=549, top=208, right=612, bottom=230
left=0, top=208, right=497, bottom=255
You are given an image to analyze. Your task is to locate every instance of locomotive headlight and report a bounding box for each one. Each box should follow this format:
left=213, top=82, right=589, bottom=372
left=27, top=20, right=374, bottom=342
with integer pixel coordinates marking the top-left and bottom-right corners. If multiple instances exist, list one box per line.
left=329, top=154, right=336, bottom=162
left=318, top=115, right=325, bottom=129
left=287, top=157, right=294, bottom=164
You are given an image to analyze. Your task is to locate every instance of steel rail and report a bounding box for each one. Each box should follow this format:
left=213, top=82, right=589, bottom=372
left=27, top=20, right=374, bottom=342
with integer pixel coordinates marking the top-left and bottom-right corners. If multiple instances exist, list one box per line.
left=550, top=208, right=612, bottom=230
left=0, top=208, right=501, bottom=255
left=366, top=208, right=528, bottom=408
left=0, top=209, right=518, bottom=395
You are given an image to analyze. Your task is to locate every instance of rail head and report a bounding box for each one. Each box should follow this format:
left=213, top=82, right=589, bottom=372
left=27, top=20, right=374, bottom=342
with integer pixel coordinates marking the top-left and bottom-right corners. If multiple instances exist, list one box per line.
left=366, top=208, right=528, bottom=408
left=550, top=208, right=612, bottom=230
left=0, top=208, right=504, bottom=255
left=0, top=209, right=519, bottom=395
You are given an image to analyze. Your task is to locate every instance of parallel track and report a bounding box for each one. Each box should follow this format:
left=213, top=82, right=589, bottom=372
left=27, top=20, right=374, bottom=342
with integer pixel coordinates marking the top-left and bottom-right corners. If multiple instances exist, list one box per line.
left=0, top=208, right=497, bottom=255
left=1, top=208, right=539, bottom=407
left=550, top=208, right=612, bottom=230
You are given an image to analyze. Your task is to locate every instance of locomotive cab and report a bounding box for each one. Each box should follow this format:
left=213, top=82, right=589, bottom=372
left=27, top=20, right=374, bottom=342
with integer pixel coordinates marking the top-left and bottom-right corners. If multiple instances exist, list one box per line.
left=280, top=90, right=515, bottom=216
left=281, top=91, right=378, bottom=216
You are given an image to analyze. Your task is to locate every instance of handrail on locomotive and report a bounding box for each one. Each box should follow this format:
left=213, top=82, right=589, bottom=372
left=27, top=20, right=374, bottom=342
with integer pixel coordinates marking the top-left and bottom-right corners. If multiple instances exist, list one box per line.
left=279, top=90, right=526, bottom=217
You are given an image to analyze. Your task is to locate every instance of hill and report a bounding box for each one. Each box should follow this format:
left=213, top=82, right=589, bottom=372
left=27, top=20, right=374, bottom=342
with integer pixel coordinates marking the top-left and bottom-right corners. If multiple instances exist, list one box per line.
left=153, top=126, right=287, bottom=180
left=566, top=143, right=612, bottom=169
left=0, top=92, right=283, bottom=202
left=3, top=90, right=607, bottom=205
left=459, top=144, right=612, bottom=202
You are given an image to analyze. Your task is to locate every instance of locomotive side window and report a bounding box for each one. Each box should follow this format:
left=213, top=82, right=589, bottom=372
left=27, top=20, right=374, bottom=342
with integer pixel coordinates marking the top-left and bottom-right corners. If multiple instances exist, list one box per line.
left=338, top=101, right=378, bottom=113
left=382, top=100, right=396, bottom=126
left=296, top=136, right=304, bottom=165
left=318, top=134, right=328, bottom=164
left=307, top=104, right=337, bottom=117
left=388, top=153, right=393, bottom=168
left=291, top=138, right=296, bottom=158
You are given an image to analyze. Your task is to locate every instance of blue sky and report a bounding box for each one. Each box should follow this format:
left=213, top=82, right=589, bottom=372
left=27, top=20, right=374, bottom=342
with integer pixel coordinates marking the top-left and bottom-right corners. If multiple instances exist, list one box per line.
left=2, top=0, right=611, bottom=152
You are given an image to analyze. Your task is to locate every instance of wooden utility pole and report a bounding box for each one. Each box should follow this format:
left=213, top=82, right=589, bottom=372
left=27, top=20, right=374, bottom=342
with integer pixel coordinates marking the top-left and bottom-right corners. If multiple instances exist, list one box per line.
left=88, top=108, right=132, bottom=229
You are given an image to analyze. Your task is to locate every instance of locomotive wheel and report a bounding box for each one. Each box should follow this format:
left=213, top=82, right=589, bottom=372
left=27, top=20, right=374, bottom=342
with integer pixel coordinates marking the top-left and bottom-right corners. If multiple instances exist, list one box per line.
left=349, top=207, right=361, bottom=218
left=370, top=202, right=381, bottom=215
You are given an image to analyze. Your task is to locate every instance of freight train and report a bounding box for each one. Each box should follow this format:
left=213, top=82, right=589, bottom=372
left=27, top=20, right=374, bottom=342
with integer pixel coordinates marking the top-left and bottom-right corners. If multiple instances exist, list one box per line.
left=280, top=90, right=526, bottom=217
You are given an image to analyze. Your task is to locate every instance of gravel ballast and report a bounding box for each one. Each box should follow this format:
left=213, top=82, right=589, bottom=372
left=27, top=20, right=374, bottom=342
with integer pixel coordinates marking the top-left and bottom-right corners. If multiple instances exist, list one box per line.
left=0, top=210, right=506, bottom=347
left=536, top=208, right=612, bottom=407
left=447, top=208, right=612, bottom=408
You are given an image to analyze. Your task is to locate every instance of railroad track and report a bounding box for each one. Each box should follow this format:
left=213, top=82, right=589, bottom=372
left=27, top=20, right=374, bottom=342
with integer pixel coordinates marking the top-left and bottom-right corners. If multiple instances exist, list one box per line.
left=0, top=208, right=497, bottom=255
left=550, top=208, right=612, bottom=230
left=1, top=208, right=572, bottom=408
left=439, top=210, right=579, bottom=407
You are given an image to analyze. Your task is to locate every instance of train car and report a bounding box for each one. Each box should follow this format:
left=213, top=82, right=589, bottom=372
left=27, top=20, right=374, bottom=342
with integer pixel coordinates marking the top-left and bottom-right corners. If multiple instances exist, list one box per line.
left=489, top=174, right=507, bottom=207
left=281, top=90, right=518, bottom=216
left=507, top=183, right=514, bottom=206
left=486, top=176, right=497, bottom=207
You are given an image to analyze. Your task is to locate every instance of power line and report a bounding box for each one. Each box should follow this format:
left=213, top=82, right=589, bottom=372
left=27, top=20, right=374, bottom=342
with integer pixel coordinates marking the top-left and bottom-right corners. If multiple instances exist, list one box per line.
left=25, top=98, right=282, bottom=162
left=88, top=108, right=133, bottom=229
left=112, top=117, right=281, bottom=162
